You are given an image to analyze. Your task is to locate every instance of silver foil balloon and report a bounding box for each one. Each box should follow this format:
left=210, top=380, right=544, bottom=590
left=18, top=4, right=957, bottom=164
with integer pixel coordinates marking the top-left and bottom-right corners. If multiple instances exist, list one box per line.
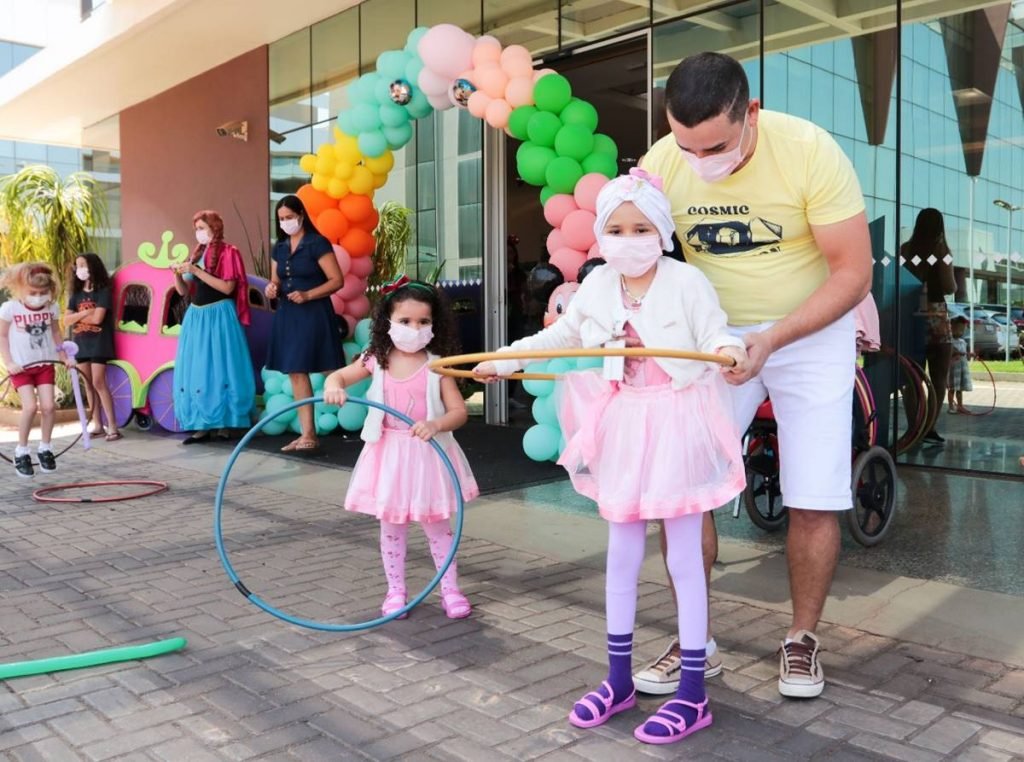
left=389, top=79, right=413, bottom=105
left=450, top=78, right=476, bottom=108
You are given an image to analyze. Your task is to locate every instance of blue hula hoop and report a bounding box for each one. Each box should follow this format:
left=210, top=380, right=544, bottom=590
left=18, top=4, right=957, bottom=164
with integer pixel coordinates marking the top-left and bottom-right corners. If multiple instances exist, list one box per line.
left=213, top=394, right=465, bottom=632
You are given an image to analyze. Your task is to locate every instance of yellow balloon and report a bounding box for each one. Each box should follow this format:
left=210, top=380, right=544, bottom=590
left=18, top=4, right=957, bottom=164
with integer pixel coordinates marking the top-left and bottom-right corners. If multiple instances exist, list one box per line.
left=316, top=144, right=334, bottom=160
left=315, top=155, right=335, bottom=175
left=299, top=154, right=317, bottom=174
left=348, top=165, right=374, bottom=196
left=333, top=131, right=363, bottom=165
left=311, top=173, right=329, bottom=192
left=334, top=160, right=354, bottom=180
left=372, top=172, right=387, bottom=189
left=327, top=178, right=348, bottom=198
left=363, top=151, right=394, bottom=175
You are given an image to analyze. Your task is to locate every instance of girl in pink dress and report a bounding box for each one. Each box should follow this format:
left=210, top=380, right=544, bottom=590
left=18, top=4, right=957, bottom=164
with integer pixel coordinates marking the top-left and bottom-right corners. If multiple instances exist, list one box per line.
left=475, top=169, right=748, bottom=746
left=323, top=278, right=478, bottom=620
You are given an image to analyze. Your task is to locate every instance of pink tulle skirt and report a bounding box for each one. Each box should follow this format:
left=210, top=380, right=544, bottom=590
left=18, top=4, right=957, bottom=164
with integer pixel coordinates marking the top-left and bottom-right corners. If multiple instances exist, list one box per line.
left=557, top=370, right=746, bottom=522
left=345, top=429, right=479, bottom=524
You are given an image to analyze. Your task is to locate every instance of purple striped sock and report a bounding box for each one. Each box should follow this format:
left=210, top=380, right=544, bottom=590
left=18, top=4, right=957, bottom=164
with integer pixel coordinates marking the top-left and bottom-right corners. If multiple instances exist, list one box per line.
left=606, top=632, right=634, bottom=698
left=642, top=647, right=706, bottom=738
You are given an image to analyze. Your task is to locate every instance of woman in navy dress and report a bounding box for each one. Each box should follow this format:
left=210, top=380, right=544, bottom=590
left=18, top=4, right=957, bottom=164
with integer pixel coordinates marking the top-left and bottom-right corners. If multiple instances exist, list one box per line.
left=265, top=195, right=345, bottom=452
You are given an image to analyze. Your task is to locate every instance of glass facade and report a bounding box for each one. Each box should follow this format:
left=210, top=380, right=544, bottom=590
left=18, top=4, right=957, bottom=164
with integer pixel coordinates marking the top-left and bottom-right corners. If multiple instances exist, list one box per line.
left=270, top=0, right=1024, bottom=474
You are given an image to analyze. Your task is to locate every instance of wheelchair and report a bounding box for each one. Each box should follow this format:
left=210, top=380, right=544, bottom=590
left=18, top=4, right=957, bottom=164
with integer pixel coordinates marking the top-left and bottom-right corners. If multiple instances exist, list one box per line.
left=734, top=367, right=897, bottom=547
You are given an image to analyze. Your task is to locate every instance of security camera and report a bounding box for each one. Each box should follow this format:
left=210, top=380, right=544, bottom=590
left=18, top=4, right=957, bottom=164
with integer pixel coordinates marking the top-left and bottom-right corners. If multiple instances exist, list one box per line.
left=216, top=120, right=248, bottom=142
left=268, top=129, right=286, bottom=145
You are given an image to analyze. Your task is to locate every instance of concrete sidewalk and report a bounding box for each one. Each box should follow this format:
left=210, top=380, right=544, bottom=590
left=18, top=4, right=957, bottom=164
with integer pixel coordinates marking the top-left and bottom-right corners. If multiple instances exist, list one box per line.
left=0, top=433, right=1022, bottom=761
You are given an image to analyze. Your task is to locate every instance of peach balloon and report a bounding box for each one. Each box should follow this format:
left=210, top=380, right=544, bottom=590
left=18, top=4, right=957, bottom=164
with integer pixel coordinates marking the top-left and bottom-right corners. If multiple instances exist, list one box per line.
left=533, top=68, right=557, bottom=83
left=332, top=244, right=352, bottom=275
left=474, top=64, right=509, bottom=99
left=500, top=45, right=534, bottom=78
left=468, top=90, right=491, bottom=119
left=349, top=254, right=374, bottom=279
left=485, top=99, right=513, bottom=129
left=573, top=172, right=610, bottom=213
left=505, top=76, right=535, bottom=108
left=550, top=247, right=587, bottom=282
left=546, top=228, right=566, bottom=256
left=561, top=209, right=597, bottom=251
left=472, top=36, right=503, bottom=67
left=543, top=194, right=578, bottom=228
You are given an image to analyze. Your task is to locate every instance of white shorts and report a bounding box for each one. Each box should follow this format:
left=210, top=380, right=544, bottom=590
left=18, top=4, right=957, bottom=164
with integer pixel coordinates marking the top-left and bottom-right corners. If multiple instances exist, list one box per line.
left=729, top=313, right=856, bottom=511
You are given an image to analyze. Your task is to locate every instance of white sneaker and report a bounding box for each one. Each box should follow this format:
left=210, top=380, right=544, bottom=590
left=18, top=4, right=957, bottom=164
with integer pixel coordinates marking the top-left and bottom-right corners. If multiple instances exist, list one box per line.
left=633, top=638, right=723, bottom=694
left=778, top=630, right=825, bottom=698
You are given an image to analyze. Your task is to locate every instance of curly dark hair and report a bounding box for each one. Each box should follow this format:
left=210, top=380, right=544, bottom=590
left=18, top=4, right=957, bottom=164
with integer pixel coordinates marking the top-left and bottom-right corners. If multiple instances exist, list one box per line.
left=71, top=252, right=111, bottom=294
left=366, top=282, right=460, bottom=370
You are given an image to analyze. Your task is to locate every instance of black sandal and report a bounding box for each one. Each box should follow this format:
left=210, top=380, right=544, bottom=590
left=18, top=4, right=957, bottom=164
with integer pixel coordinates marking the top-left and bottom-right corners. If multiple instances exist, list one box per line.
left=182, top=432, right=211, bottom=445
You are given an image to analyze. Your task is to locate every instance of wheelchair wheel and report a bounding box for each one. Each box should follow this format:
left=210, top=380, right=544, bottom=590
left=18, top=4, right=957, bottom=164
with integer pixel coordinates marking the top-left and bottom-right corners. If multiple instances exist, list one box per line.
left=846, top=446, right=896, bottom=547
left=743, top=436, right=787, bottom=532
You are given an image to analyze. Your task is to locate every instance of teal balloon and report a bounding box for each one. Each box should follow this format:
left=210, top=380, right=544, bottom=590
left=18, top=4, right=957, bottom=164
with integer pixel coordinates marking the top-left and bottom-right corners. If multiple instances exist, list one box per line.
left=539, top=185, right=556, bottom=205
left=531, top=394, right=558, bottom=426
left=338, top=402, right=368, bottom=431
left=560, top=98, right=599, bottom=132
left=289, top=416, right=303, bottom=435
left=382, top=121, right=414, bottom=149
left=522, top=374, right=555, bottom=397
left=359, top=130, right=389, bottom=158
left=379, top=102, right=410, bottom=128
left=336, top=110, right=357, bottom=137
left=508, top=105, right=538, bottom=142
left=405, top=58, right=424, bottom=84
left=317, top=413, right=340, bottom=434
left=557, top=434, right=567, bottom=458
left=576, top=356, right=604, bottom=370
left=533, top=74, right=573, bottom=114
left=354, top=319, right=372, bottom=346
left=309, top=373, right=326, bottom=392
left=582, top=152, right=618, bottom=179
left=260, top=367, right=270, bottom=381
left=263, top=374, right=283, bottom=395
left=342, top=342, right=362, bottom=363
left=261, top=419, right=288, bottom=436
left=592, top=133, right=619, bottom=158
left=405, top=26, right=429, bottom=52
left=523, top=424, right=561, bottom=462
left=406, top=88, right=432, bottom=119
left=545, top=156, right=584, bottom=195
left=351, top=102, right=381, bottom=132
left=264, top=394, right=296, bottom=424
left=319, top=403, right=340, bottom=416
left=526, top=111, right=562, bottom=148
left=280, top=376, right=293, bottom=397
left=554, top=124, right=595, bottom=162
left=547, top=358, right=574, bottom=376
left=376, top=50, right=409, bottom=81
left=348, top=377, right=372, bottom=397
left=516, top=143, right=556, bottom=187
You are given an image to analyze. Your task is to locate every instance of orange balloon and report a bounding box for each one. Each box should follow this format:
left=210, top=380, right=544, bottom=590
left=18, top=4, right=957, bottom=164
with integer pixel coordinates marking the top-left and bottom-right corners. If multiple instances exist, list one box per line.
left=352, top=208, right=380, bottom=233
left=342, top=228, right=376, bottom=258
left=297, top=184, right=336, bottom=219
left=339, top=193, right=375, bottom=223
left=316, top=208, right=349, bottom=244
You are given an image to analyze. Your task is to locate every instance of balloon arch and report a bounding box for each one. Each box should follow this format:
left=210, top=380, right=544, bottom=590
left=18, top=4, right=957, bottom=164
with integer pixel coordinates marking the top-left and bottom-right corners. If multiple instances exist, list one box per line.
left=283, top=23, right=622, bottom=462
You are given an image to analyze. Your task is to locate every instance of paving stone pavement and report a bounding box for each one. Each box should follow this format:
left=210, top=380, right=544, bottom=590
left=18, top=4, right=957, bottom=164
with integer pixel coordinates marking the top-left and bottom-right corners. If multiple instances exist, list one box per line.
left=0, top=446, right=1022, bottom=761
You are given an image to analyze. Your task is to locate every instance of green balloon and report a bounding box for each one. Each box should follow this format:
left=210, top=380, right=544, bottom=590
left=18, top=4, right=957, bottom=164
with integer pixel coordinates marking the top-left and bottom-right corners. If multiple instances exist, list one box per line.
left=263, top=374, right=283, bottom=395
left=560, top=98, right=599, bottom=132
left=309, top=373, right=326, bottom=392
left=517, top=144, right=556, bottom=187
left=582, top=152, right=618, bottom=179
left=532, top=394, right=558, bottom=426
left=592, top=133, right=619, bottom=158
left=539, top=185, right=556, bottom=205
left=508, top=105, right=538, bottom=142
left=354, top=319, right=372, bottom=346
left=261, top=419, right=288, bottom=436
left=526, top=111, right=562, bottom=148
left=317, top=413, right=340, bottom=434
left=522, top=362, right=553, bottom=397
left=523, top=424, right=561, bottom=462
left=554, top=124, right=595, bottom=162
left=533, top=74, right=572, bottom=114
left=343, top=342, right=362, bottom=363
left=545, top=156, right=584, bottom=195
left=264, top=394, right=296, bottom=425
left=337, top=402, right=367, bottom=431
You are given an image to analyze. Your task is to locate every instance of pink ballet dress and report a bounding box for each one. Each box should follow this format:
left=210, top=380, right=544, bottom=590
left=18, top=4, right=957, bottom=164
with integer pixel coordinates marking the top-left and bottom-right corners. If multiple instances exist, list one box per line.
left=344, top=357, right=479, bottom=524
left=556, top=293, right=745, bottom=523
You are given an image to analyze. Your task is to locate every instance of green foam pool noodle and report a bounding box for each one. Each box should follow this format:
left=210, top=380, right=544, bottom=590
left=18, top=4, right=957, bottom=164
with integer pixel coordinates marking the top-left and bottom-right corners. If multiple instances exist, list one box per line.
left=0, top=637, right=187, bottom=680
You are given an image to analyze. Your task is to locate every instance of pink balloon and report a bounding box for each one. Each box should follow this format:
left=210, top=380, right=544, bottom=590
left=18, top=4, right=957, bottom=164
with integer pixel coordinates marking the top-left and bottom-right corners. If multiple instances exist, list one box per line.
left=561, top=209, right=597, bottom=251
left=349, top=254, right=374, bottom=278
left=504, top=76, right=535, bottom=108
left=500, top=45, right=534, bottom=78
left=573, top=172, right=610, bottom=213
left=341, top=313, right=357, bottom=337
left=330, top=292, right=347, bottom=316
left=417, top=68, right=449, bottom=96
left=418, top=24, right=475, bottom=79
left=546, top=228, right=565, bottom=255
left=347, top=294, right=371, bottom=320
left=588, top=242, right=601, bottom=260
left=533, top=68, right=557, bottom=83
left=339, top=275, right=366, bottom=301
left=550, top=247, right=587, bottom=282
left=474, top=64, right=508, bottom=99
left=485, top=99, right=512, bottom=129
left=543, top=194, right=578, bottom=228
left=332, top=244, right=351, bottom=275
left=472, top=36, right=503, bottom=67
left=427, top=92, right=452, bottom=111
left=467, top=90, right=491, bottom=119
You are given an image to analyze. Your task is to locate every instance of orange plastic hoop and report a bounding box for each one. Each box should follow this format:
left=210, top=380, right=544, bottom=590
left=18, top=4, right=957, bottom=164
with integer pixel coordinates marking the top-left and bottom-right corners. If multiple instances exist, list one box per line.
left=429, top=348, right=735, bottom=381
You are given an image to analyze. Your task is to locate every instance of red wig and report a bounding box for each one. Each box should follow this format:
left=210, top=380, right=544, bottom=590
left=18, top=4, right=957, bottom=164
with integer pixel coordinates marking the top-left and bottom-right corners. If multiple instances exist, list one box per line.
left=192, top=209, right=225, bottom=269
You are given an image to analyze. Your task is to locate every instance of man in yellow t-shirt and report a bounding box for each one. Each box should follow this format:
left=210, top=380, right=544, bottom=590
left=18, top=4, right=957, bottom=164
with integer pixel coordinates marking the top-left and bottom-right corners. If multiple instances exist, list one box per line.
left=635, top=52, right=872, bottom=702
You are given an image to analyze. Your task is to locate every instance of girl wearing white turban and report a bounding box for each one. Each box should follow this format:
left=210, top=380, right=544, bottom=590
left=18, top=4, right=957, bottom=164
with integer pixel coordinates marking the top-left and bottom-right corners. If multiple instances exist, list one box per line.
left=475, top=168, right=747, bottom=746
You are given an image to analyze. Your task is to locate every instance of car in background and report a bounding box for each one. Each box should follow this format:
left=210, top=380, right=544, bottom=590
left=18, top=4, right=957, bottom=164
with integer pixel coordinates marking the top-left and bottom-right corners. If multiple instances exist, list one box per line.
left=949, top=304, right=1005, bottom=358
left=980, top=304, right=1024, bottom=333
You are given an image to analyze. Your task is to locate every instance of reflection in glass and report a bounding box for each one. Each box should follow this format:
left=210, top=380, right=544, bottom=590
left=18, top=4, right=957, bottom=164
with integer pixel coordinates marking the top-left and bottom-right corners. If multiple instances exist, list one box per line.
left=417, top=0, right=481, bottom=31
left=312, top=8, right=359, bottom=124
left=361, top=0, right=415, bottom=71
left=484, top=0, right=559, bottom=56
left=269, top=29, right=312, bottom=133
left=559, top=0, right=648, bottom=46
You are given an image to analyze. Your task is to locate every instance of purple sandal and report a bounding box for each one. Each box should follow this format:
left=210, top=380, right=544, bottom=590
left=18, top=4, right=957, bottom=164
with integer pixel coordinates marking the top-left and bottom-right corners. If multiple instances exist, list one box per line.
left=568, top=681, right=637, bottom=728
left=633, top=697, right=712, bottom=744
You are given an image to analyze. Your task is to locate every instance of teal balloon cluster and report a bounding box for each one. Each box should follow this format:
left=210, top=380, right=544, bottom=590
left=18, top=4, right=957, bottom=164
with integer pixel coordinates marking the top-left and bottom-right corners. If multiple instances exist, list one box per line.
left=519, top=356, right=603, bottom=462
left=509, top=74, right=619, bottom=204
left=257, top=319, right=376, bottom=436
left=335, top=27, right=432, bottom=158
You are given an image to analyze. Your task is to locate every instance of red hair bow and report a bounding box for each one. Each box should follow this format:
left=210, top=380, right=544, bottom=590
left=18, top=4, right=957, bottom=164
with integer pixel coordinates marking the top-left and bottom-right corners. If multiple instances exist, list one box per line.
left=381, top=275, right=411, bottom=295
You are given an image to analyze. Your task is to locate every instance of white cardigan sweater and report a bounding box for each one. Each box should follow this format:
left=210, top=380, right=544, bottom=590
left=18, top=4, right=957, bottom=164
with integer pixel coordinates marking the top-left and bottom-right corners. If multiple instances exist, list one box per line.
left=494, top=258, right=743, bottom=388
left=360, top=353, right=454, bottom=447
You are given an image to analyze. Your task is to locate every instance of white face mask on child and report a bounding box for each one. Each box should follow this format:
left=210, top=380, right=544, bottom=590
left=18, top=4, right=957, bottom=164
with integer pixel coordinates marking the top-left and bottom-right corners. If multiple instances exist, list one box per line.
left=388, top=321, right=433, bottom=353
left=25, top=293, right=51, bottom=309
left=599, top=234, right=663, bottom=278
left=76, top=267, right=90, bottom=282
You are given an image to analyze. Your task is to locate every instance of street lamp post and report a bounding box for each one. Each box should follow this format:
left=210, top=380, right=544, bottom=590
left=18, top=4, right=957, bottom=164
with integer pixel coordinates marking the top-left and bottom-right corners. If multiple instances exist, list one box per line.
left=993, top=199, right=1020, bottom=362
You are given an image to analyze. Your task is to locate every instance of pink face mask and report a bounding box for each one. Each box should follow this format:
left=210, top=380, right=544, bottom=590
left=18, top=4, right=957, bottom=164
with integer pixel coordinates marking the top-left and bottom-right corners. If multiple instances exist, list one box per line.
left=599, top=234, right=663, bottom=278
left=388, top=321, right=433, bottom=353
left=681, top=114, right=749, bottom=183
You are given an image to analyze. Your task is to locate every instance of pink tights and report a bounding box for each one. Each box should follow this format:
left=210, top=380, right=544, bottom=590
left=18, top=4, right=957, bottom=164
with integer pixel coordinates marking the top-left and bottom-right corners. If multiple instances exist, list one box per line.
left=380, top=520, right=460, bottom=595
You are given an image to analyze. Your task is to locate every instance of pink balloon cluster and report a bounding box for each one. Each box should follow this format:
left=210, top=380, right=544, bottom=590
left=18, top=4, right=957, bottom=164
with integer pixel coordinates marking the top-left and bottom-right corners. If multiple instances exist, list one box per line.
left=463, top=37, right=553, bottom=130
left=542, top=173, right=610, bottom=281
left=329, top=244, right=374, bottom=337
left=416, top=24, right=477, bottom=111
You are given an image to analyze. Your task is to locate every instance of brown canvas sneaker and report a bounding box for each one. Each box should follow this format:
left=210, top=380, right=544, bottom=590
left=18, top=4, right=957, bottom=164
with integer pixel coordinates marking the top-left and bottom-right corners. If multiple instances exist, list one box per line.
left=633, top=638, right=723, bottom=694
left=778, top=630, right=825, bottom=698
